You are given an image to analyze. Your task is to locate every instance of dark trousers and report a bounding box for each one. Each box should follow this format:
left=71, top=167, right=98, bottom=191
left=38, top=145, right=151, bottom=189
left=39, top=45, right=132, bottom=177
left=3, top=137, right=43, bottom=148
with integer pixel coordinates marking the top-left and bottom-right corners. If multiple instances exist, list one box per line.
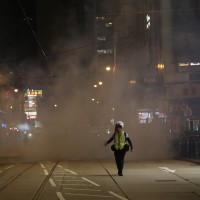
left=114, top=149, right=126, bottom=174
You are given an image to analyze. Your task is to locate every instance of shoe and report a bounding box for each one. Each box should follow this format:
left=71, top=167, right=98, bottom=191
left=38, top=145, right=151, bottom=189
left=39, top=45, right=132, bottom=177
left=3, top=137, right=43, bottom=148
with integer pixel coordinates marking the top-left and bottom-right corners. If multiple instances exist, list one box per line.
left=118, top=172, right=123, bottom=176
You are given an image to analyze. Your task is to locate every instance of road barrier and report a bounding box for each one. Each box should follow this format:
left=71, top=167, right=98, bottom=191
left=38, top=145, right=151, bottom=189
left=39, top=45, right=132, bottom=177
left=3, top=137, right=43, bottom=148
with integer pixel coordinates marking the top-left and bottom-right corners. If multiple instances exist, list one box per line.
left=174, top=136, right=200, bottom=159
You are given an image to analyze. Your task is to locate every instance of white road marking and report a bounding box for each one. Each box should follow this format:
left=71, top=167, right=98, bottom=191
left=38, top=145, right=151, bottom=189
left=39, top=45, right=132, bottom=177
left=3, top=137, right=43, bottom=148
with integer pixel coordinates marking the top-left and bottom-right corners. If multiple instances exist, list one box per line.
left=57, top=192, right=65, bottom=200
left=55, top=176, right=76, bottom=179
left=59, top=183, right=91, bottom=186
left=40, top=164, right=45, bottom=169
left=0, top=171, right=2, bottom=173
left=62, top=180, right=84, bottom=182
left=5, top=165, right=15, bottom=170
left=57, top=165, right=62, bottom=168
left=64, top=188, right=101, bottom=191
left=43, top=169, right=49, bottom=175
left=65, top=169, right=77, bottom=175
left=53, top=172, right=65, bottom=174
left=159, top=167, right=175, bottom=173
left=65, top=192, right=113, bottom=198
left=54, top=170, right=65, bottom=173
left=49, top=178, right=56, bottom=187
left=108, top=191, right=128, bottom=200
left=81, top=177, right=100, bottom=186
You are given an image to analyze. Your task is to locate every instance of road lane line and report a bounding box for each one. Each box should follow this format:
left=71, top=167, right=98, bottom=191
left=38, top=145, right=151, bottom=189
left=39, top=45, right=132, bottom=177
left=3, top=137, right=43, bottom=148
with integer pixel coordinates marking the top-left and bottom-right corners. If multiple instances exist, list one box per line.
left=40, top=164, right=45, bottom=169
left=54, top=170, right=65, bottom=173
left=57, top=165, right=62, bottom=168
left=81, top=177, right=100, bottom=186
left=49, top=178, right=56, bottom=187
left=108, top=191, right=128, bottom=200
left=65, top=169, right=77, bottom=175
left=65, top=193, right=113, bottom=198
left=61, top=180, right=84, bottom=182
left=59, top=183, right=91, bottom=186
left=55, top=176, right=76, bottom=179
left=64, top=188, right=101, bottom=191
left=159, top=167, right=175, bottom=173
left=56, top=192, right=65, bottom=200
left=5, top=165, right=15, bottom=170
left=43, top=169, right=49, bottom=175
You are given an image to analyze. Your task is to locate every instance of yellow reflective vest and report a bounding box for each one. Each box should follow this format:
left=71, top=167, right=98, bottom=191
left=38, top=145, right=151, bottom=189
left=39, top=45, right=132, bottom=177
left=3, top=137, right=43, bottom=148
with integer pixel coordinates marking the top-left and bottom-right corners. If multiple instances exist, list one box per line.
left=114, top=131, right=127, bottom=150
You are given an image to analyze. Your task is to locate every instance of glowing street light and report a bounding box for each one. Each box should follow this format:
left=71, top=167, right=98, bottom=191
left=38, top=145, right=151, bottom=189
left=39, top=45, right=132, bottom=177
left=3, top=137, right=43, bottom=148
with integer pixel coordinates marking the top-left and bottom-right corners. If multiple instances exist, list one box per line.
left=98, top=81, right=103, bottom=86
left=157, top=63, right=165, bottom=71
left=106, top=66, right=111, bottom=71
left=129, top=80, right=136, bottom=85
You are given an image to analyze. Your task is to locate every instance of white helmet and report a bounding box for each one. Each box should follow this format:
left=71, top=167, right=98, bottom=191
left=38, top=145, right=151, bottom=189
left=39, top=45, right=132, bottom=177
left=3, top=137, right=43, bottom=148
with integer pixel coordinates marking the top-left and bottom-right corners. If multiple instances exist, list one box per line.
left=115, top=121, right=124, bottom=128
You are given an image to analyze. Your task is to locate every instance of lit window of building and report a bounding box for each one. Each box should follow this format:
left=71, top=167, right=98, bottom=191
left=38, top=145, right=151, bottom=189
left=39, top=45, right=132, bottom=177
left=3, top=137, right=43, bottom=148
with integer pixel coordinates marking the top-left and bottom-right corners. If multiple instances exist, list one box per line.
left=105, top=22, right=112, bottom=28
left=97, top=49, right=113, bottom=54
left=97, top=36, right=106, bottom=41
left=96, top=16, right=105, bottom=21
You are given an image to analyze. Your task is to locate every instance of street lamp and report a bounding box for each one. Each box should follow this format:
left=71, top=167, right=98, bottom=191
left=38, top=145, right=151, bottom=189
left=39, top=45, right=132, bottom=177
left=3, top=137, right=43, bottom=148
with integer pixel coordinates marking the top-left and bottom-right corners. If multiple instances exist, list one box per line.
left=129, top=80, right=136, bottom=86
left=105, top=66, right=111, bottom=71
left=157, top=63, right=165, bottom=72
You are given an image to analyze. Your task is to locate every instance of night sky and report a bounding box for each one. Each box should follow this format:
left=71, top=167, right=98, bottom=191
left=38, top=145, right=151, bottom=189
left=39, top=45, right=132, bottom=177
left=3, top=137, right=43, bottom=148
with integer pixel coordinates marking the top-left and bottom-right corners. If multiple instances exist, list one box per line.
left=0, top=1, right=37, bottom=64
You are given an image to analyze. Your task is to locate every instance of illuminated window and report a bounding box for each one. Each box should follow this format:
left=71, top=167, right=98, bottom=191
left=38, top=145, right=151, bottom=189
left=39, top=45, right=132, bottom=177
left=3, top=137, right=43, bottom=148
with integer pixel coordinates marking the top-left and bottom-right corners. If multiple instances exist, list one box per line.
left=105, top=22, right=112, bottom=27
left=97, top=49, right=113, bottom=54
left=97, top=36, right=106, bottom=41
left=138, top=111, right=153, bottom=124
left=96, top=16, right=105, bottom=21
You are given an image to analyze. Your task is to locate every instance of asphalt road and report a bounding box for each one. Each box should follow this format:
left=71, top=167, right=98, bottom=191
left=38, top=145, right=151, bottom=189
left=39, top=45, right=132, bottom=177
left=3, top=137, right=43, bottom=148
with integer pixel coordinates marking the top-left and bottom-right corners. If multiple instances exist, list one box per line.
left=0, top=158, right=200, bottom=200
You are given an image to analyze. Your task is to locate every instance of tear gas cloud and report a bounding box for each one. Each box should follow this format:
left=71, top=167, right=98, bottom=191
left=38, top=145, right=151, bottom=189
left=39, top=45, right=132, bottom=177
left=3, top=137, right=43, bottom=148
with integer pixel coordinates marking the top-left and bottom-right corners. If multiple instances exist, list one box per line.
left=0, top=2, right=176, bottom=162
left=0, top=49, right=174, bottom=161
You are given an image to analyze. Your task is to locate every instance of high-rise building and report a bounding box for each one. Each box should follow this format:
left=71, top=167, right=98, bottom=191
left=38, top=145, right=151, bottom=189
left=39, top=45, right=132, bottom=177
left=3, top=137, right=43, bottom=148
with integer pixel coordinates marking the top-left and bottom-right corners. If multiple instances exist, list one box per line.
left=94, top=0, right=117, bottom=80
left=160, top=0, right=200, bottom=135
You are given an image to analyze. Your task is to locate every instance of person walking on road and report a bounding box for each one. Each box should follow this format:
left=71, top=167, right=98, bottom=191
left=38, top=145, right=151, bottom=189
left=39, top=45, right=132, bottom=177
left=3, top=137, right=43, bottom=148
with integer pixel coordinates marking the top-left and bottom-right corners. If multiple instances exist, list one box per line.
left=105, top=121, right=133, bottom=176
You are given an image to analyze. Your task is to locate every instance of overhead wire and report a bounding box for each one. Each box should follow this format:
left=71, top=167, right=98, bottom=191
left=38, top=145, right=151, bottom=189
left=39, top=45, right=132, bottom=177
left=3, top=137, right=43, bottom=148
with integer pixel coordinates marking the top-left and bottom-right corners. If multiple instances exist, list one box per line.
left=17, top=0, right=54, bottom=77
left=0, top=43, right=94, bottom=64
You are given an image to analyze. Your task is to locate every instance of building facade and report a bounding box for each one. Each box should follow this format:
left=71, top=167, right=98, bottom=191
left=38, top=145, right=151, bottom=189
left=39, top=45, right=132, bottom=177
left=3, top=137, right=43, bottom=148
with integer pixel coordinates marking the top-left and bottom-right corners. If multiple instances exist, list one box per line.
left=160, top=0, right=200, bottom=135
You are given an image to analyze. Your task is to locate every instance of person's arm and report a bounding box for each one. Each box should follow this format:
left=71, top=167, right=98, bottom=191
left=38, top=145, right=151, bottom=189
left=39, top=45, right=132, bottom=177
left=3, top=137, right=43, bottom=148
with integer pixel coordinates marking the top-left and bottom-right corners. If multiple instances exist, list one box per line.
left=127, top=137, right=133, bottom=150
left=125, top=133, right=133, bottom=150
left=105, top=133, right=115, bottom=146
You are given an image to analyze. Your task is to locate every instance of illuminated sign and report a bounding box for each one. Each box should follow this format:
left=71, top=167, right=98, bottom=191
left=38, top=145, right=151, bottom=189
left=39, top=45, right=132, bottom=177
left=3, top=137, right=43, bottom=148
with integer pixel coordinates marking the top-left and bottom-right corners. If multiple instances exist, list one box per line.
left=179, top=62, right=189, bottom=67
left=146, top=14, right=151, bottom=29
left=24, top=89, right=42, bottom=120
left=179, top=62, right=200, bottom=67
left=190, top=62, right=200, bottom=66
left=25, top=90, right=42, bottom=97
